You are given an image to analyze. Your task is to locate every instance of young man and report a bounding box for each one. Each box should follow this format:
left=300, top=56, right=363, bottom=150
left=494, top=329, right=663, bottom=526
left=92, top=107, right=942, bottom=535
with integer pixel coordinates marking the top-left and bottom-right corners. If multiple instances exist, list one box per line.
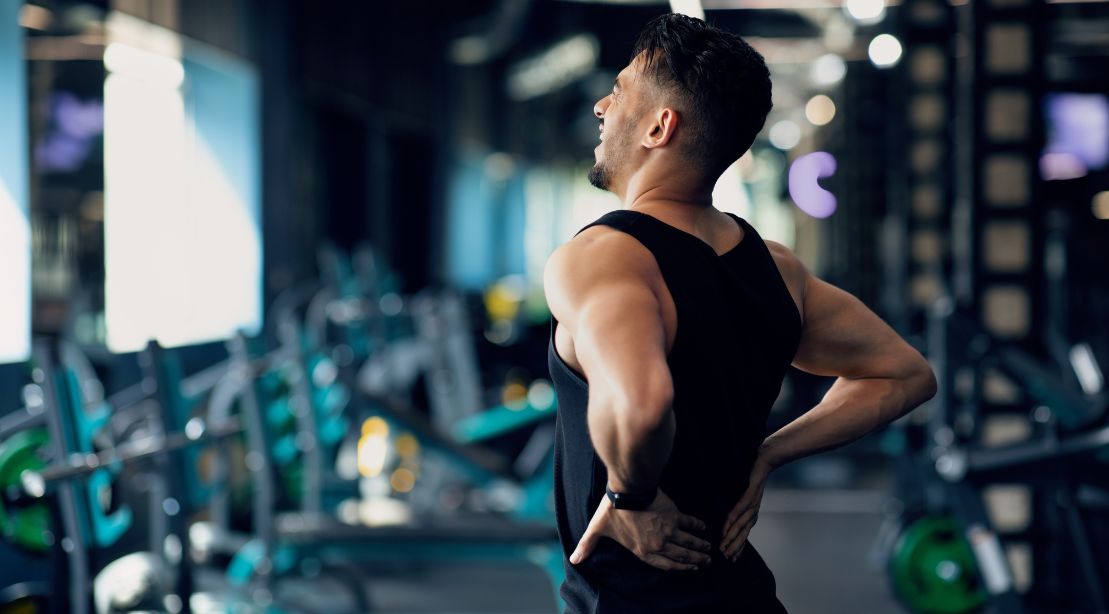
left=544, top=14, right=937, bottom=613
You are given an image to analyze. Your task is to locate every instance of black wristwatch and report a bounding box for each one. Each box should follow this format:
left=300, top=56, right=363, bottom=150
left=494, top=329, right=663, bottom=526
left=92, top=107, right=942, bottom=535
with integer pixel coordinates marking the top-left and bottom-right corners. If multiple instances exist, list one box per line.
left=605, top=485, right=657, bottom=511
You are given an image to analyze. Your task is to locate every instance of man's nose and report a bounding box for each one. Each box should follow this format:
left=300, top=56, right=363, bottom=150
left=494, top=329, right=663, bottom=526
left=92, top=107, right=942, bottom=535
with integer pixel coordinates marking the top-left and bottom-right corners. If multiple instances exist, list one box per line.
left=594, top=95, right=610, bottom=119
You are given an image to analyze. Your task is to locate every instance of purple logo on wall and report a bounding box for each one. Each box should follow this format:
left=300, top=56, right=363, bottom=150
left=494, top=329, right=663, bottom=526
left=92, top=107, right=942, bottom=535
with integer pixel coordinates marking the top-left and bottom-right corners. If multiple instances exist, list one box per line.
left=788, top=151, right=837, bottom=219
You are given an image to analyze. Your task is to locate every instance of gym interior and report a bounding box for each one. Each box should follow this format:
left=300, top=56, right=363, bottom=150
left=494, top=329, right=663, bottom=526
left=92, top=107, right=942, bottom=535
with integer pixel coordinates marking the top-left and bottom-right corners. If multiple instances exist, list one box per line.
left=1, top=0, right=1107, bottom=612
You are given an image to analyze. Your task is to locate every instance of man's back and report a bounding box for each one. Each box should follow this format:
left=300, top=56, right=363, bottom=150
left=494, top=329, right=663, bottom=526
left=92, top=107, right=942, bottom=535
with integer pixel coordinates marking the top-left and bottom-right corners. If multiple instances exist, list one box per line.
left=548, top=209, right=799, bottom=612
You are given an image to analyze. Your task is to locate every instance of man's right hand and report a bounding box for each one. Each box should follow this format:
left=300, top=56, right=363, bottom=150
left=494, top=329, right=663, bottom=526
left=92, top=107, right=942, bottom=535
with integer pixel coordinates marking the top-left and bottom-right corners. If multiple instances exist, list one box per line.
left=570, top=489, right=713, bottom=571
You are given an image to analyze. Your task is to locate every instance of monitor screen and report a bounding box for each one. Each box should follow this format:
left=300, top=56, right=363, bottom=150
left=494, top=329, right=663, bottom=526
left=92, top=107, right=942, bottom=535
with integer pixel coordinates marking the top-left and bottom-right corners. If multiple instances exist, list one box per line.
left=1042, top=93, right=1109, bottom=180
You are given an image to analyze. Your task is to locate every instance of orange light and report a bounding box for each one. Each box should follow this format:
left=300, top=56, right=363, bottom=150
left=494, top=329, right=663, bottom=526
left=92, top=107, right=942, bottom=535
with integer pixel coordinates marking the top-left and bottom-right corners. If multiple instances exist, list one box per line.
left=390, top=468, right=416, bottom=493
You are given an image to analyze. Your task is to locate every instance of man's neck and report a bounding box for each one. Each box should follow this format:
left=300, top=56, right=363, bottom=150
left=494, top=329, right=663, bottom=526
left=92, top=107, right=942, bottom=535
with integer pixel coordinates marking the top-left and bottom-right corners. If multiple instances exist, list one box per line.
left=623, top=183, right=713, bottom=212
left=617, top=161, right=716, bottom=211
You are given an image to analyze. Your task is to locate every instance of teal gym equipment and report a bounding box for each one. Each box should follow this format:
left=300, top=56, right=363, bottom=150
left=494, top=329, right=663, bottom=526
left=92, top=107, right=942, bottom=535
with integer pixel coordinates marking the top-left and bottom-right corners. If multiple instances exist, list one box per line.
left=27, top=340, right=135, bottom=614
left=220, top=325, right=566, bottom=612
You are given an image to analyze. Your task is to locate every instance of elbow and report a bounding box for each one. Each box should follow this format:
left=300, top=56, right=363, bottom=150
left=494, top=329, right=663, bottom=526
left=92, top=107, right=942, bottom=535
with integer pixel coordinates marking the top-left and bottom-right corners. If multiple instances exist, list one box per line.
left=906, top=354, right=937, bottom=411
left=922, top=366, right=938, bottom=402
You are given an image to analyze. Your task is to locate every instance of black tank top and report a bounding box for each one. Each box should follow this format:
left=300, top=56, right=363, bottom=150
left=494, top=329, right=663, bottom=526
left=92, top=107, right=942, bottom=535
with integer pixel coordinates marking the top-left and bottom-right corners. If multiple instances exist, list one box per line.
left=548, top=210, right=801, bottom=613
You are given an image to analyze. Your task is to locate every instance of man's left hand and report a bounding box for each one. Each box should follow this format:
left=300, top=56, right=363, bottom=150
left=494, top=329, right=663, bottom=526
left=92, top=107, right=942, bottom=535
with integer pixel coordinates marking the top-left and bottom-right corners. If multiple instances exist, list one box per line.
left=720, top=454, right=773, bottom=561
left=569, top=489, right=712, bottom=571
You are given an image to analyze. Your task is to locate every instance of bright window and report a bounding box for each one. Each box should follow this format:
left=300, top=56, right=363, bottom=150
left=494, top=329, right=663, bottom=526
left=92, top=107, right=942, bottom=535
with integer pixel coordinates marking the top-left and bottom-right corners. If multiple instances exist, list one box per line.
left=0, top=0, right=30, bottom=364
left=103, top=19, right=261, bottom=352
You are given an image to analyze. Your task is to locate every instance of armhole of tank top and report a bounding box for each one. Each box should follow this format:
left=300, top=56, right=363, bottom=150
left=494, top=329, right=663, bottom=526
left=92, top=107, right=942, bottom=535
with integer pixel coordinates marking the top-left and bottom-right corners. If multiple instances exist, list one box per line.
left=550, top=317, right=589, bottom=387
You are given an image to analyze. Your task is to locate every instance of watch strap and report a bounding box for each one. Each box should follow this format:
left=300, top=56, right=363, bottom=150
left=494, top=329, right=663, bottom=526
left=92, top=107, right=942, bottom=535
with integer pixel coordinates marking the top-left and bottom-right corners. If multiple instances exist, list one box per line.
left=605, top=485, right=656, bottom=511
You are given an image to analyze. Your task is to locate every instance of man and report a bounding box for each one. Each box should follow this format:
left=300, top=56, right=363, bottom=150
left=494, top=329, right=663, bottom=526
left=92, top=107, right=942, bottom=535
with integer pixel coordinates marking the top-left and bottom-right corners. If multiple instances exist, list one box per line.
left=543, top=14, right=937, bottom=613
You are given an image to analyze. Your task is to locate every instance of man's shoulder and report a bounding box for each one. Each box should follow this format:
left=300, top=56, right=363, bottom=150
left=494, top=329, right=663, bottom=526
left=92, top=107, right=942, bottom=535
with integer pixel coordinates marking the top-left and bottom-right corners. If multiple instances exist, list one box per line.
left=548, top=225, right=657, bottom=282
left=543, top=225, right=661, bottom=321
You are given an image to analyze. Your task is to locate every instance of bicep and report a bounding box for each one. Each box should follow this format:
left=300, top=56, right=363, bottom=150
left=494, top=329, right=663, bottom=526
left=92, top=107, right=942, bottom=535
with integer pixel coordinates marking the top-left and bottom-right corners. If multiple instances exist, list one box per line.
left=792, top=275, right=923, bottom=380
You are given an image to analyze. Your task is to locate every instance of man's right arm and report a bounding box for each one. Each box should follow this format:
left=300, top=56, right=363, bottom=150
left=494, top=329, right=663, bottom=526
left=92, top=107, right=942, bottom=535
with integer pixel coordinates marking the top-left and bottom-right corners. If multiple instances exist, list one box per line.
left=759, top=248, right=938, bottom=470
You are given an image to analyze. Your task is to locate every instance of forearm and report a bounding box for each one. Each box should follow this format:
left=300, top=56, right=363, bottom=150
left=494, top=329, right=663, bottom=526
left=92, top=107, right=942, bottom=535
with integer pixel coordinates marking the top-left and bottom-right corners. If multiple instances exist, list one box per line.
left=760, top=371, right=933, bottom=469
left=588, top=397, right=675, bottom=493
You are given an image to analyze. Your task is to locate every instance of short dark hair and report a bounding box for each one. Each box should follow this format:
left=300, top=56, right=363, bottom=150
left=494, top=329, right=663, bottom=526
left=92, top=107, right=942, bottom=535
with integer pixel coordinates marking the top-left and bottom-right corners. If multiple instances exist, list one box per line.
left=631, top=14, right=772, bottom=175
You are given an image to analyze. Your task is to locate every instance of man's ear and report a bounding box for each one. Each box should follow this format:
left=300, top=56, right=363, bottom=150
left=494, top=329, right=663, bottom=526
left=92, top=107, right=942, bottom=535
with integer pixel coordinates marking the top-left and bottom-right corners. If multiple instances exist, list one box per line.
left=642, top=107, right=678, bottom=150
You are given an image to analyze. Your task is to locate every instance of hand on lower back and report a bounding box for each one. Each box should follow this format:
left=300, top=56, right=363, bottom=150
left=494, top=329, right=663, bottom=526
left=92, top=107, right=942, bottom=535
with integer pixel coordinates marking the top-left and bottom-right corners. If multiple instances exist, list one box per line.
left=720, top=454, right=773, bottom=561
left=570, top=489, right=712, bottom=571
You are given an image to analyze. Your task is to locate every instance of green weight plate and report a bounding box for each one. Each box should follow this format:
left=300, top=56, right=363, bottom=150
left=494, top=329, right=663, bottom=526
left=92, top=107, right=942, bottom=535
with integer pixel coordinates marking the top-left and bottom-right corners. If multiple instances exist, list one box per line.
left=0, top=429, right=53, bottom=552
left=890, top=516, right=987, bottom=614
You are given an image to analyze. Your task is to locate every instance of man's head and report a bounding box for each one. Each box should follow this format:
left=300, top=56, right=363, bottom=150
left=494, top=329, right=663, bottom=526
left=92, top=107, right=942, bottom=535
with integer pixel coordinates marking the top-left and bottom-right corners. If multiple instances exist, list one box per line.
left=588, top=14, right=772, bottom=194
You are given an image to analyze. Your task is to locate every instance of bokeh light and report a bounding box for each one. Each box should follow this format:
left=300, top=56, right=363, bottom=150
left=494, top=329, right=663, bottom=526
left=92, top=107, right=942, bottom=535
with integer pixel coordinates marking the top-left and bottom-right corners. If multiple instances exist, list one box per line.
left=869, top=34, right=903, bottom=68
left=769, top=120, right=802, bottom=151
left=390, top=467, right=417, bottom=493
left=1092, top=191, right=1109, bottom=220
left=844, top=0, right=886, bottom=25
left=805, top=95, right=837, bottom=126
left=811, top=53, right=847, bottom=87
left=357, top=416, right=391, bottom=478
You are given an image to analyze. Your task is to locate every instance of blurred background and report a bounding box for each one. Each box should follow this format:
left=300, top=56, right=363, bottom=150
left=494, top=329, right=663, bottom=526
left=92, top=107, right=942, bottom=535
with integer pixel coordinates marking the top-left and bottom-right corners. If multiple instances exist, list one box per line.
left=1, top=0, right=1108, bottom=612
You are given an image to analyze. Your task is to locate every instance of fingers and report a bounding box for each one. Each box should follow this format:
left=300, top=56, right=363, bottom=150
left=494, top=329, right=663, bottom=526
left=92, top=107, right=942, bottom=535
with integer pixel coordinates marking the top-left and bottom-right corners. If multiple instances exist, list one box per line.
left=642, top=553, right=699, bottom=572
left=570, top=529, right=599, bottom=565
left=729, top=525, right=753, bottom=560
left=721, top=507, right=757, bottom=553
left=733, top=539, right=748, bottom=560
left=677, top=514, right=707, bottom=533
left=670, top=529, right=712, bottom=554
left=661, top=542, right=712, bottom=567
left=720, top=516, right=751, bottom=555
left=722, top=519, right=756, bottom=561
left=570, top=500, right=611, bottom=565
left=723, top=498, right=750, bottom=530
left=721, top=505, right=755, bottom=545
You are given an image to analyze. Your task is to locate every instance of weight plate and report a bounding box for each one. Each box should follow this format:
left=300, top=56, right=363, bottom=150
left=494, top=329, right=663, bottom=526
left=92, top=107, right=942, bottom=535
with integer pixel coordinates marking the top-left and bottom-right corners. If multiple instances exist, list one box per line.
left=0, top=429, right=53, bottom=552
left=890, top=516, right=987, bottom=614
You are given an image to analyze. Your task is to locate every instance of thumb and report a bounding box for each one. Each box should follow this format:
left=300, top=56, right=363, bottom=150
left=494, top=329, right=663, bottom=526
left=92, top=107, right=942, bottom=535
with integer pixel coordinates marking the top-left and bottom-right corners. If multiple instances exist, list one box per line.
left=570, top=529, right=599, bottom=565
left=570, top=501, right=611, bottom=565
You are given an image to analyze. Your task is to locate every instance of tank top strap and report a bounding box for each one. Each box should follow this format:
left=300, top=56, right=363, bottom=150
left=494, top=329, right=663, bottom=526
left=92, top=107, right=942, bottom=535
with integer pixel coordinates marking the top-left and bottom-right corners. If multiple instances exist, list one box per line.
left=574, top=209, right=711, bottom=264
left=575, top=209, right=637, bottom=236
left=722, top=211, right=771, bottom=258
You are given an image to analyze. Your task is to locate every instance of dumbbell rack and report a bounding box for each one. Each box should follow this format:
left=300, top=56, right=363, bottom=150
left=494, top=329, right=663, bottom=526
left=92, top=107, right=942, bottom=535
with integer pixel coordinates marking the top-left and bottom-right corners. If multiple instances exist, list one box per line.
left=10, top=339, right=257, bottom=614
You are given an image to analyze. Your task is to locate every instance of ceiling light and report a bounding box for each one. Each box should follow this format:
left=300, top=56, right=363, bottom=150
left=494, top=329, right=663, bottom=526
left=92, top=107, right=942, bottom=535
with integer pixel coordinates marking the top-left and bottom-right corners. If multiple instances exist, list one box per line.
left=845, top=0, right=886, bottom=24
